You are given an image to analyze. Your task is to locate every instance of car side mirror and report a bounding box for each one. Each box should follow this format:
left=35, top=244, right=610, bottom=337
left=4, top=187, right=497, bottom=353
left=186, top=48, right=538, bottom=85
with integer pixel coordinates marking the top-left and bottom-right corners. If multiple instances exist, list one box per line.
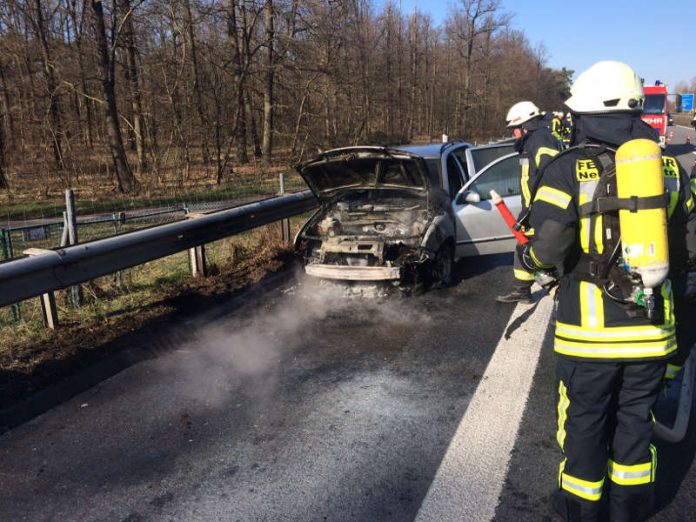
left=456, top=190, right=481, bottom=205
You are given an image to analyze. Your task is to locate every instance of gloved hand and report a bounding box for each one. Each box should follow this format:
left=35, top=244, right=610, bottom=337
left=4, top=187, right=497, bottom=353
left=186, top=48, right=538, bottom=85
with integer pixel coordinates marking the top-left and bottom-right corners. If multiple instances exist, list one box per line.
left=662, top=363, right=683, bottom=399
left=517, top=243, right=537, bottom=273
left=517, top=243, right=558, bottom=288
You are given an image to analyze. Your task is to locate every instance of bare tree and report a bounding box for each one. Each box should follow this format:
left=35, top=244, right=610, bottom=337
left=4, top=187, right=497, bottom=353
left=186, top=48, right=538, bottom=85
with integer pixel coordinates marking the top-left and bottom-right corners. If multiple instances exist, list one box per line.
left=30, top=0, right=66, bottom=173
left=451, top=0, right=509, bottom=136
left=0, top=0, right=576, bottom=197
left=119, top=0, right=146, bottom=175
left=227, top=0, right=248, bottom=164
left=183, top=0, right=210, bottom=167
left=261, top=0, right=274, bottom=163
left=90, top=0, right=136, bottom=193
left=0, top=105, right=7, bottom=189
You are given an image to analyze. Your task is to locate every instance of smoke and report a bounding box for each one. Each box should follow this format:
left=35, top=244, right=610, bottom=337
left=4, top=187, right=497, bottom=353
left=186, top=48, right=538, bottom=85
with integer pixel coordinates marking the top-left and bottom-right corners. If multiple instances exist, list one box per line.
left=155, top=275, right=431, bottom=409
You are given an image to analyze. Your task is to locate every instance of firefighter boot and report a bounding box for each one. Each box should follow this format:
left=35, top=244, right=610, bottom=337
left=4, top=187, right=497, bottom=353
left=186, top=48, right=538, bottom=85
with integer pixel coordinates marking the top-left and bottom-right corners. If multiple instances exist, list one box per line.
left=550, top=490, right=603, bottom=522
left=496, top=285, right=533, bottom=303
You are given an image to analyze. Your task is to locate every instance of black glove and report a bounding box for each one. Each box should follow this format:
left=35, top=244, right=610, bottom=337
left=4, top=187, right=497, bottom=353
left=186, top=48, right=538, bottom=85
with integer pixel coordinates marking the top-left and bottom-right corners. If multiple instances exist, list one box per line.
left=517, top=243, right=558, bottom=288
left=517, top=243, right=537, bottom=273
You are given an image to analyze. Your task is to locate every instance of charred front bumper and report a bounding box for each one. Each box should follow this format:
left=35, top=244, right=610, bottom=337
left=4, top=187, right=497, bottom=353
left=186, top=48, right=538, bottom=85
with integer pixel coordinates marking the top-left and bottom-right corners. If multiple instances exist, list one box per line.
left=305, top=264, right=402, bottom=281
left=301, top=236, right=429, bottom=282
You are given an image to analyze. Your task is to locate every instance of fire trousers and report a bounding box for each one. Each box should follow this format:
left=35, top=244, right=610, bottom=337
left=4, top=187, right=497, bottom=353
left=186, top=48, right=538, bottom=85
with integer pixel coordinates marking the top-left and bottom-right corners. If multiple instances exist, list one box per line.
left=555, top=357, right=665, bottom=521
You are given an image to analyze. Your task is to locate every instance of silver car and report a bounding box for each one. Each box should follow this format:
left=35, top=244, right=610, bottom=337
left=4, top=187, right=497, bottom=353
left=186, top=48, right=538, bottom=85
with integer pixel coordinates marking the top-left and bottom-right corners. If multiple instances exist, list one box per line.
left=294, top=140, right=522, bottom=288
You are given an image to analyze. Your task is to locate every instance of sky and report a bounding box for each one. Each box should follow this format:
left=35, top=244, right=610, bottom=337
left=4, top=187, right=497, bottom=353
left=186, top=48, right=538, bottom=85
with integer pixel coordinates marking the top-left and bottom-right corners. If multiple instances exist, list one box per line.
left=386, top=0, right=693, bottom=91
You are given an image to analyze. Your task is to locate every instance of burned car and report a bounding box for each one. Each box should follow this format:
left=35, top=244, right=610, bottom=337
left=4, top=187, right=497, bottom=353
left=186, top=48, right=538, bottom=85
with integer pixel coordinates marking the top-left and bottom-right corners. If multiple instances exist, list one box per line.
left=294, top=145, right=457, bottom=288
left=295, top=141, right=522, bottom=288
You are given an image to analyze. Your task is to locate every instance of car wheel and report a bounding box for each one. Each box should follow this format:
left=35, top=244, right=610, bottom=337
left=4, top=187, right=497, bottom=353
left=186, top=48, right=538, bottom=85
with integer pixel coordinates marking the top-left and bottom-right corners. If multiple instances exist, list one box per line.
left=433, top=242, right=454, bottom=287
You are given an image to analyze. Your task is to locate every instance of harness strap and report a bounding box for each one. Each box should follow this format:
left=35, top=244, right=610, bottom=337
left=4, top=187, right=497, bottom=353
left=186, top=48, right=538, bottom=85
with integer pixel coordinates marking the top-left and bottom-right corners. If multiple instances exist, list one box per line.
left=578, top=192, right=670, bottom=216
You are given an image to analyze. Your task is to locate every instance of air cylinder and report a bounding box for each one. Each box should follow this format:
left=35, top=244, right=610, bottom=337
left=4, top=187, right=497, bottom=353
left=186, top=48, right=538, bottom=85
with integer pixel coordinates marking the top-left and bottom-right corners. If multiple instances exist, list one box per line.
left=615, top=138, right=669, bottom=289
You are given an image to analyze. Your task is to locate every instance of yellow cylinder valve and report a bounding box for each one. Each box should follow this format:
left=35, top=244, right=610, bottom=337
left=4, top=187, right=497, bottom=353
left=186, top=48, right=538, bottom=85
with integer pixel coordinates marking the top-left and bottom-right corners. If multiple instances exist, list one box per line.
left=615, top=138, right=669, bottom=290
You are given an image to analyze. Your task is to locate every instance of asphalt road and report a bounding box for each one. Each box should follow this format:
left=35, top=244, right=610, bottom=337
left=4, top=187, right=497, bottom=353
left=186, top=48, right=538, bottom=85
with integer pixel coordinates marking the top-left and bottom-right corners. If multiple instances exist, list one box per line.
left=1, top=128, right=695, bottom=522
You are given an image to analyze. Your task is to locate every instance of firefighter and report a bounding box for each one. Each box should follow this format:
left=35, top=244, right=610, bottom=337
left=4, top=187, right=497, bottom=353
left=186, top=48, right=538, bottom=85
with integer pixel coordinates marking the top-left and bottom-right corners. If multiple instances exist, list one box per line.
left=520, top=61, right=695, bottom=521
left=663, top=166, right=696, bottom=386
left=562, top=112, right=573, bottom=147
left=496, top=101, right=561, bottom=303
left=551, top=111, right=566, bottom=145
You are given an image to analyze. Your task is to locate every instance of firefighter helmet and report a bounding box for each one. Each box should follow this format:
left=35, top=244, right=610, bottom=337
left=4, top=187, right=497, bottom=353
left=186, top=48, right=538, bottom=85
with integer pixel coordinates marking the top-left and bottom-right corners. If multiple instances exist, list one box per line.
left=506, top=101, right=542, bottom=127
left=565, top=61, right=644, bottom=114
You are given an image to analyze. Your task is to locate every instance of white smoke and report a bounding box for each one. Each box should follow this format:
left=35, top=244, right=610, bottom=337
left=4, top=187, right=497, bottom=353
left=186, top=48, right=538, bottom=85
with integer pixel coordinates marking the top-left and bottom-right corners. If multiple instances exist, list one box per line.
left=154, top=275, right=430, bottom=408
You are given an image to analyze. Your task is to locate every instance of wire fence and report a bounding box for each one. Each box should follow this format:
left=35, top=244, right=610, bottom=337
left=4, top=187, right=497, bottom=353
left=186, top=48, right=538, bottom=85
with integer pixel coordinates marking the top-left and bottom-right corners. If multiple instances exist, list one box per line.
left=0, top=171, right=307, bottom=262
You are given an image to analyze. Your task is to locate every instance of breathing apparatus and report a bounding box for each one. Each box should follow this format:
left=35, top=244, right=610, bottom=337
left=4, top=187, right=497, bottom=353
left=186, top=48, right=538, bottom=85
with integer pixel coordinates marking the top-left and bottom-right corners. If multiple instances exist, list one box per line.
left=613, top=138, right=669, bottom=318
left=576, top=139, right=670, bottom=320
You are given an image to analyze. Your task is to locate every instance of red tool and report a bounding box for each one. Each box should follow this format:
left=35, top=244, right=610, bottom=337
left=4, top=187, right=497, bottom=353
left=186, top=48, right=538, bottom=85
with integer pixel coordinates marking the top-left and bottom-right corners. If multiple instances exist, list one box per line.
left=490, top=189, right=528, bottom=244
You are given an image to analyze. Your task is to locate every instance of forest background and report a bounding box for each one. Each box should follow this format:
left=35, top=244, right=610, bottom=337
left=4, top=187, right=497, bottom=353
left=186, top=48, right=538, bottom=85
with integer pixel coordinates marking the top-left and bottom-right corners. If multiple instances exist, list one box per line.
left=0, top=0, right=573, bottom=207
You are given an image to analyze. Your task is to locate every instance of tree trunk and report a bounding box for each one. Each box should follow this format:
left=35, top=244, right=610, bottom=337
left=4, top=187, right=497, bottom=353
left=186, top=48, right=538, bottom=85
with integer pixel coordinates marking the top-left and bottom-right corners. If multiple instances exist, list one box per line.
left=227, top=0, right=248, bottom=164
left=0, top=61, right=15, bottom=145
left=247, top=92, right=262, bottom=158
left=90, top=0, right=136, bottom=193
left=33, top=0, right=66, bottom=173
left=261, top=0, right=274, bottom=164
left=165, top=28, right=191, bottom=183
left=408, top=8, right=417, bottom=138
left=70, top=0, right=95, bottom=149
left=0, top=106, right=7, bottom=189
left=184, top=0, right=211, bottom=166
left=77, top=50, right=94, bottom=148
left=119, top=0, right=147, bottom=175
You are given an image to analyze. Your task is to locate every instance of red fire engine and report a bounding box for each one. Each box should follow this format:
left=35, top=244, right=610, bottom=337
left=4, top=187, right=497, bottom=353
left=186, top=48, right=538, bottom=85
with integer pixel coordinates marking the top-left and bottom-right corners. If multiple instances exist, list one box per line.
left=641, top=82, right=669, bottom=148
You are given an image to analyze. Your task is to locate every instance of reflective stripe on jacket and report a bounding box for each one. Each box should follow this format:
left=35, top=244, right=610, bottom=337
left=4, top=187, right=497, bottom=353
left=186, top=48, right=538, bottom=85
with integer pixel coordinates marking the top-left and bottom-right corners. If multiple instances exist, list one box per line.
left=518, top=128, right=561, bottom=211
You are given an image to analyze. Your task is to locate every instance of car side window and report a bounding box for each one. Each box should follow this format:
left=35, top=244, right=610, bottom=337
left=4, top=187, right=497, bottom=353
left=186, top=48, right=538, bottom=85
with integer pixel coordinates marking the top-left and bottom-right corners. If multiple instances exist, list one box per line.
left=467, top=144, right=515, bottom=173
left=451, top=149, right=470, bottom=180
left=466, top=156, right=521, bottom=200
left=445, top=154, right=464, bottom=198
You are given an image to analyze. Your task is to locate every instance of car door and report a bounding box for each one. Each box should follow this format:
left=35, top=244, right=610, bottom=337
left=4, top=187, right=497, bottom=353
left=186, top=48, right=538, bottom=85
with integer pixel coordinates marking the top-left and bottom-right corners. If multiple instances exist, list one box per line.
left=442, top=149, right=467, bottom=198
left=452, top=153, right=522, bottom=258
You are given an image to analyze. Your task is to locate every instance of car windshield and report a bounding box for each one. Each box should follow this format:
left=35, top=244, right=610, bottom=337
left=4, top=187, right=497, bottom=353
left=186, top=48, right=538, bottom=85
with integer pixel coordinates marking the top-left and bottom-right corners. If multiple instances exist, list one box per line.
left=469, top=144, right=515, bottom=173
left=302, top=156, right=427, bottom=193
left=643, top=94, right=666, bottom=115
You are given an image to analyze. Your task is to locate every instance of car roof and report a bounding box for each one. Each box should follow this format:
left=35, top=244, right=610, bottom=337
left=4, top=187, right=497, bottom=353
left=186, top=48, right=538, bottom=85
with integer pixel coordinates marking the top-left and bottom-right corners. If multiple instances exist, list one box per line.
left=391, top=142, right=471, bottom=159
left=390, top=143, right=449, bottom=158
left=313, top=139, right=511, bottom=162
left=312, top=141, right=471, bottom=159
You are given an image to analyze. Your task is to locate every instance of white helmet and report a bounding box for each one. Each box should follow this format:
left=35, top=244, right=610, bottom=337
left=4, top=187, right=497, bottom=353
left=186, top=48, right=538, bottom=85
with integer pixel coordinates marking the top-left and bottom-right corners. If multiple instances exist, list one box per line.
left=565, top=61, right=644, bottom=114
left=506, top=101, right=542, bottom=127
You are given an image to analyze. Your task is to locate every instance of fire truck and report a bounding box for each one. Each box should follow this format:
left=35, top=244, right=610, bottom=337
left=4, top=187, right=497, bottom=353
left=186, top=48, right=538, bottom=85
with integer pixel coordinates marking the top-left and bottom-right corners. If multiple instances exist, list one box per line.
left=641, top=82, right=669, bottom=148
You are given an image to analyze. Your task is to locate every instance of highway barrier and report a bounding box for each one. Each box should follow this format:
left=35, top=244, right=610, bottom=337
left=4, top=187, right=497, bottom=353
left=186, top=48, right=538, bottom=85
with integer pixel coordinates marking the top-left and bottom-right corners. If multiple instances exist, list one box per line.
left=0, top=191, right=317, bottom=315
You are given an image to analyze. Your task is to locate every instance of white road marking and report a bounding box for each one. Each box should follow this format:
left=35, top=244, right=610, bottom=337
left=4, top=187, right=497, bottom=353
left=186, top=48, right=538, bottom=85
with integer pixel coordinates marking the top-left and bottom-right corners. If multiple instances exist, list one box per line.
left=415, top=292, right=554, bottom=522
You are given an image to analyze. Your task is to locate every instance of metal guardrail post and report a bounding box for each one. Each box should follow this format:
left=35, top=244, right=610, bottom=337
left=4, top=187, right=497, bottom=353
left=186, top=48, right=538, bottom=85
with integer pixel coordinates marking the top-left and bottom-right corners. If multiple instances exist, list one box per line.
left=60, top=212, right=69, bottom=247
left=0, top=228, right=8, bottom=264
left=40, top=292, right=59, bottom=329
left=278, top=174, right=291, bottom=244
left=24, top=248, right=59, bottom=329
left=111, top=212, right=124, bottom=288
left=189, top=244, right=208, bottom=277
left=1, top=227, right=21, bottom=321
left=185, top=211, right=208, bottom=277
left=65, top=189, right=82, bottom=307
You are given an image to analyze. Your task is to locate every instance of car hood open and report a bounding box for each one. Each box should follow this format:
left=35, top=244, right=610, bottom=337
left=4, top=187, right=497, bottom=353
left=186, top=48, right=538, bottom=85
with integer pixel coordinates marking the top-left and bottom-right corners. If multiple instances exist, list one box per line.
left=296, top=147, right=431, bottom=204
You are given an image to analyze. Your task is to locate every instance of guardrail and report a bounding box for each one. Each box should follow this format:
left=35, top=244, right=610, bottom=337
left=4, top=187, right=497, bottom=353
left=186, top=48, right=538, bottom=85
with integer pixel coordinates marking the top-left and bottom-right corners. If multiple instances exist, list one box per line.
left=0, top=191, right=317, bottom=315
